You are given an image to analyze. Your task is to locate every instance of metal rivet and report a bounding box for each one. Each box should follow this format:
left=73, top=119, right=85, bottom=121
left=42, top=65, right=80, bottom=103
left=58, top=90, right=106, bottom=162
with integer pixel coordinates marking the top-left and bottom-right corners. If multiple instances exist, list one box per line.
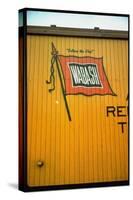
left=37, top=161, right=44, bottom=167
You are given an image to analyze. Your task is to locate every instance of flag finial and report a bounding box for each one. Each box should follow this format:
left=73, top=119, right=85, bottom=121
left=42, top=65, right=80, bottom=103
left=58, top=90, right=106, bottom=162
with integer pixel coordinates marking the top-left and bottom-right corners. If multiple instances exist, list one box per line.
left=51, top=42, right=58, bottom=56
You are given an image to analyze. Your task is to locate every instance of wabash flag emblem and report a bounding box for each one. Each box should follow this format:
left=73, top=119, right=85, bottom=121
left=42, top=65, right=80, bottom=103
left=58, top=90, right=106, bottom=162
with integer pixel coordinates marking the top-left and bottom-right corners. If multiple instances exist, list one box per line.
left=46, top=43, right=116, bottom=121
left=58, top=56, right=115, bottom=96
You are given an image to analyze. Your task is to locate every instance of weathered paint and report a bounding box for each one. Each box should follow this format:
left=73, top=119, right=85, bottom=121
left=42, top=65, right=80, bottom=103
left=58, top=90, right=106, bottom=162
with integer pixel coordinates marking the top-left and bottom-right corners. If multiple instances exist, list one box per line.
left=27, top=35, right=128, bottom=186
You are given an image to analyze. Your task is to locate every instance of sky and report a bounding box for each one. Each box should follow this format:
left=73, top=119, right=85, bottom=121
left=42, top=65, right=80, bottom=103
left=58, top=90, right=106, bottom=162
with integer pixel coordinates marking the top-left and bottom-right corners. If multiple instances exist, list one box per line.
left=19, top=10, right=128, bottom=31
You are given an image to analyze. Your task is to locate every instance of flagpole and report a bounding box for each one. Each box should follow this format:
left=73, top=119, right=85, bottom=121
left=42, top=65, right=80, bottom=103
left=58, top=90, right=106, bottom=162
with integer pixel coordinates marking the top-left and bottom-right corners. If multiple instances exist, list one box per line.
left=51, top=43, right=72, bottom=121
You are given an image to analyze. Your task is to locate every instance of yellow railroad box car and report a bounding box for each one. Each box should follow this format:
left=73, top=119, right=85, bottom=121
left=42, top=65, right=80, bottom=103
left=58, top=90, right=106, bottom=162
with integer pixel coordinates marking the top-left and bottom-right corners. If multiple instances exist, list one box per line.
left=19, top=8, right=129, bottom=192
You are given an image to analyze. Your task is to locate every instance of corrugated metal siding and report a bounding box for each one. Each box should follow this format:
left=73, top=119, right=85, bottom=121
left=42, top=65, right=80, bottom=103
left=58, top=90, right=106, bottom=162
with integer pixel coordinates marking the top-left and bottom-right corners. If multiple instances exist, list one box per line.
left=27, top=35, right=128, bottom=186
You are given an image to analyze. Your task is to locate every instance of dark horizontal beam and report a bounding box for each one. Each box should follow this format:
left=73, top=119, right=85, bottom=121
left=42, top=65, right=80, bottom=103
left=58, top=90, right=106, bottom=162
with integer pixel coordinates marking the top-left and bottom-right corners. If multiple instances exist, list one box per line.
left=19, top=7, right=129, bottom=18
left=26, top=26, right=128, bottom=39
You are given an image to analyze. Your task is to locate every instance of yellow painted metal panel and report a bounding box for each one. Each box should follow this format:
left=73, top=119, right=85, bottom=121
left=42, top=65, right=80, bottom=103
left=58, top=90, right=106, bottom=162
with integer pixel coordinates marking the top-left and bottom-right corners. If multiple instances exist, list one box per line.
left=27, top=35, right=128, bottom=186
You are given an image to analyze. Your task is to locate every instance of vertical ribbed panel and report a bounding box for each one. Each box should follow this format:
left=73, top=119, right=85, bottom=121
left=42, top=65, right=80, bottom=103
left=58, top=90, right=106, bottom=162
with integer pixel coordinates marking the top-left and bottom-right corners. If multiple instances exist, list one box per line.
left=27, top=35, right=128, bottom=186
